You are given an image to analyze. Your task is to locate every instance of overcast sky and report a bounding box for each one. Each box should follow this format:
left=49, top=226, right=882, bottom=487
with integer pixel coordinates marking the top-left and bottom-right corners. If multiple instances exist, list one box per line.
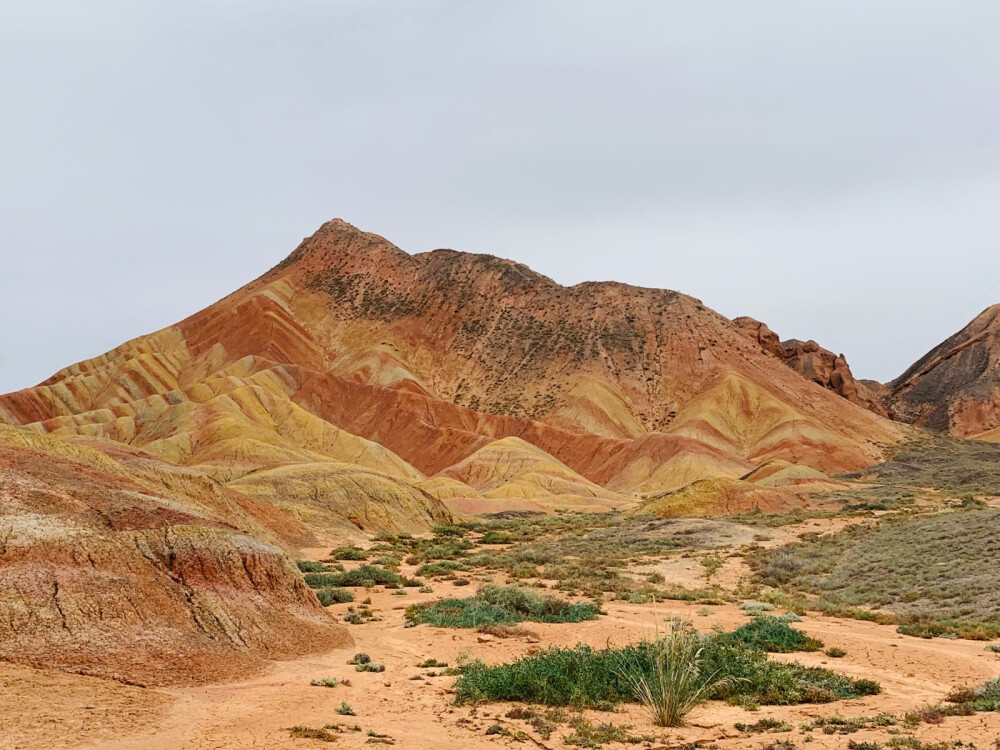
left=2, top=1, right=999, bottom=393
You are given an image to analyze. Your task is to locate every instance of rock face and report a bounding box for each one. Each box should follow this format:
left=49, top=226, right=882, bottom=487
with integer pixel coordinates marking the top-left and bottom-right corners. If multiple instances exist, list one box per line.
left=733, top=317, right=889, bottom=417
left=0, top=219, right=902, bottom=511
left=885, top=305, right=1000, bottom=437
left=0, top=425, right=349, bottom=686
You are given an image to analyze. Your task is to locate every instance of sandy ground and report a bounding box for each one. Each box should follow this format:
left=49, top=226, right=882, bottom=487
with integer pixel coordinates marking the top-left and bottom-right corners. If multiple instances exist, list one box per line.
left=4, top=523, right=1000, bottom=750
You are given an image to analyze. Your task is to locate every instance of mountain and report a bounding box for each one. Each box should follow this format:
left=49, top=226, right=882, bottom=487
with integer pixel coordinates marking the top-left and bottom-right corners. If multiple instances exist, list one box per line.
left=0, top=218, right=903, bottom=508
left=886, top=304, right=1000, bottom=438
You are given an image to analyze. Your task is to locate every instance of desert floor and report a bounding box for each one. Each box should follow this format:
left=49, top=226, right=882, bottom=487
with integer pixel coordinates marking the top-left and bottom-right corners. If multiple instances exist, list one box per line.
left=3, top=519, right=1000, bottom=750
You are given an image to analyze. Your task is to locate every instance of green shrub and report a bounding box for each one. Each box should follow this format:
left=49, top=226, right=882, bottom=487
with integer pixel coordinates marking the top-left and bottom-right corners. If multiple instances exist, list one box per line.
left=432, top=525, right=467, bottom=537
left=304, top=565, right=419, bottom=589
left=310, top=677, right=338, bottom=688
left=825, top=646, right=847, bottom=658
left=730, top=617, right=823, bottom=653
left=296, top=560, right=328, bottom=573
left=314, top=587, right=355, bottom=606
left=331, top=546, right=368, bottom=561
left=416, top=561, right=468, bottom=577
left=454, top=626, right=879, bottom=709
left=407, top=585, right=600, bottom=628
left=336, top=701, right=355, bottom=716
left=481, top=531, right=513, bottom=545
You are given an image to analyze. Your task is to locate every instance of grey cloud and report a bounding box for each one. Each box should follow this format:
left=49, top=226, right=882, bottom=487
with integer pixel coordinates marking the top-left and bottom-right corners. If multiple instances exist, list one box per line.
left=1, top=1, right=998, bottom=391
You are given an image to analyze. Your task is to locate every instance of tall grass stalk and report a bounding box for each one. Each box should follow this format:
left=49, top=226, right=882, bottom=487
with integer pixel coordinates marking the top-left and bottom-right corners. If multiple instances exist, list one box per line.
left=616, top=622, right=732, bottom=727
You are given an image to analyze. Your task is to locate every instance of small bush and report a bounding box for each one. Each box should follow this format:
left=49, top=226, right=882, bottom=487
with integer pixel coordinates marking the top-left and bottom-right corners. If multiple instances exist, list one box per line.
left=332, top=546, right=368, bottom=561
left=289, top=725, right=337, bottom=742
left=315, top=587, right=355, bottom=606
left=481, top=530, right=513, bottom=545
left=336, top=701, right=355, bottom=716
left=310, top=677, right=338, bottom=688
left=407, top=585, right=600, bottom=628
left=416, top=561, right=467, bottom=577
left=730, top=617, right=823, bottom=653
left=418, top=658, right=448, bottom=668
left=305, top=565, right=420, bottom=589
left=825, top=647, right=847, bottom=658
left=735, top=717, right=793, bottom=733
left=296, top=560, right=328, bottom=573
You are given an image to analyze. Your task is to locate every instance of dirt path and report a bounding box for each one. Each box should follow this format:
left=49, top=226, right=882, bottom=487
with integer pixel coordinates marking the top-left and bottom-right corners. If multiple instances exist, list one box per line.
left=5, top=520, right=1000, bottom=750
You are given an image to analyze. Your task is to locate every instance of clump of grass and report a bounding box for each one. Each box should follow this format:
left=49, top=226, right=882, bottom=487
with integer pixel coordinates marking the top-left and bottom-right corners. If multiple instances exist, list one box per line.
left=825, top=646, right=847, bottom=658
left=406, top=584, right=600, bottom=628
left=616, top=623, right=734, bottom=726
left=477, top=623, right=539, bottom=639
left=801, top=713, right=898, bottom=734
left=480, top=530, right=513, bottom=545
left=349, top=652, right=385, bottom=672
left=504, top=707, right=567, bottom=740
left=336, top=701, right=355, bottom=716
left=314, top=587, right=354, bottom=606
left=735, top=717, right=793, bottom=733
left=563, top=717, right=655, bottom=746
left=730, top=616, right=823, bottom=653
left=331, top=546, right=368, bottom=561
left=417, top=658, right=448, bottom=668
left=415, top=561, right=467, bottom=577
left=296, top=560, right=329, bottom=573
left=304, top=565, right=420, bottom=590
left=342, top=604, right=380, bottom=625
left=309, top=677, right=339, bottom=688
left=288, top=725, right=337, bottom=741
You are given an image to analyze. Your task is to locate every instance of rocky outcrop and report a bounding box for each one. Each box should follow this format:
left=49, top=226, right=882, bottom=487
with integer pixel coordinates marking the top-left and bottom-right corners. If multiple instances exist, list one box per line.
left=733, top=316, right=889, bottom=417
left=885, top=304, right=1000, bottom=437
left=0, top=426, right=349, bottom=686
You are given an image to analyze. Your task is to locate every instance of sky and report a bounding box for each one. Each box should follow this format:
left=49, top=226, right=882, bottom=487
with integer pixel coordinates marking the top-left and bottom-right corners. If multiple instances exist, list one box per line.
left=2, top=1, right=999, bottom=392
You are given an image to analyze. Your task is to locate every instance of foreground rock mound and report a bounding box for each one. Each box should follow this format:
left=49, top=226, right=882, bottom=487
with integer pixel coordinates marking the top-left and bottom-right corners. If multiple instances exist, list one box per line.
left=0, top=426, right=348, bottom=686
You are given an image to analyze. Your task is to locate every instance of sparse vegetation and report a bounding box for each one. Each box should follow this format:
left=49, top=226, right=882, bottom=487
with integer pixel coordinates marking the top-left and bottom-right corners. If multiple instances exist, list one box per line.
left=750, top=509, right=1000, bottom=639
left=336, top=701, right=355, bottom=716
left=304, top=565, right=420, bottom=590
left=309, top=677, right=339, bottom=688
left=288, top=725, right=338, bottom=742
left=563, top=717, right=656, bottom=746
left=735, top=717, right=793, bottom=733
left=314, top=587, right=355, bottom=606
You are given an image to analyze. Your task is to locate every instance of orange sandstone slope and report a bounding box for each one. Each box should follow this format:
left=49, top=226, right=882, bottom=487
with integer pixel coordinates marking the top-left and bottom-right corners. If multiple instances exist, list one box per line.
left=0, top=219, right=903, bottom=509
